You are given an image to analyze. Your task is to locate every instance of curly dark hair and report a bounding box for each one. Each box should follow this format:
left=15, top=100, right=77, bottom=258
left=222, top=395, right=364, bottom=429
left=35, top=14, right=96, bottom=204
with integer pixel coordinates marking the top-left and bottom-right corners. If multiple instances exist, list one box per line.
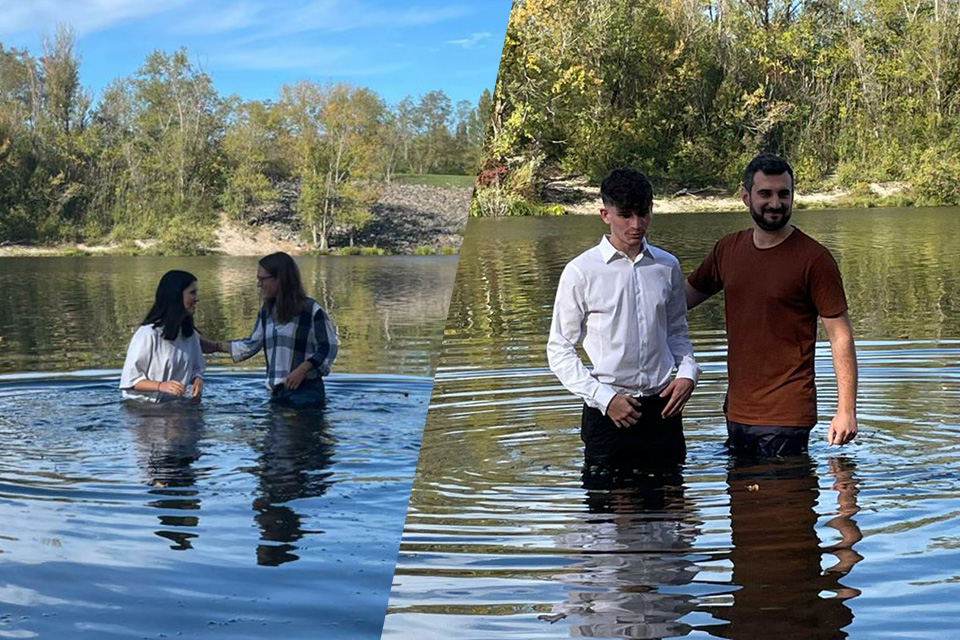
left=600, top=168, right=653, bottom=215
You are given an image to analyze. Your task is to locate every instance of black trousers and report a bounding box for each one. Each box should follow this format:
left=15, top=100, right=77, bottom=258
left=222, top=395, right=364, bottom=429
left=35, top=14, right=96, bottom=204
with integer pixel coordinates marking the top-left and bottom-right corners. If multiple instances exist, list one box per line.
left=725, top=419, right=811, bottom=457
left=581, top=394, right=685, bottom=467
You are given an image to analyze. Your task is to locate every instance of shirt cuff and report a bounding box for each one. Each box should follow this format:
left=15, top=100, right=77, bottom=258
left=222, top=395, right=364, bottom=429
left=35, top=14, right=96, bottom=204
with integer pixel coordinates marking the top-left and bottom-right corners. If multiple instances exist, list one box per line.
left=228, top=340, right=243, bottom=363
left=120, top=374, right=145, bottom=390
left=676, top=360, right=701, bottom=384
left=593, top=385, right=618, bottom=415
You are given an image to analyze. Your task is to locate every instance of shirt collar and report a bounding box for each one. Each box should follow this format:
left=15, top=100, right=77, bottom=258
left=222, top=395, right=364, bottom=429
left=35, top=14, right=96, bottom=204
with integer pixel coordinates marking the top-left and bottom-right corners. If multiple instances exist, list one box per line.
left=598, top=235, right=649, bottom=263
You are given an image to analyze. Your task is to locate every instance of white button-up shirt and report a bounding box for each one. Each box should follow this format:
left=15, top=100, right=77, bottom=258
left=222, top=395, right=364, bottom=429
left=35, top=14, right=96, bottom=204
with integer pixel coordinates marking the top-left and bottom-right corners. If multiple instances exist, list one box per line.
left=547, top=235, right=700, bottom=414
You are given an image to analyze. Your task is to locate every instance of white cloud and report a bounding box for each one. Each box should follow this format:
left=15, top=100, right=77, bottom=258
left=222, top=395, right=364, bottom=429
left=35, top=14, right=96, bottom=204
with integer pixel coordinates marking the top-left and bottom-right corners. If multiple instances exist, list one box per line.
left=173, top=1, right=263, bottom=35
left=0, top=0, right=473, bottom=40
left=0, top=0, right=186, bottom=35
left=446, top=31, right=492, bottom=49
left=234, top=0, right=473, bottom=42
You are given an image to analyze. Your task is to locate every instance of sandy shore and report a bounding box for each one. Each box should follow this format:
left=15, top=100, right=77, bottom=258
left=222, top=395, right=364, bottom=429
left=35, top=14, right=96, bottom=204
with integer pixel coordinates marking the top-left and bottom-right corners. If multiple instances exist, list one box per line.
left=542, top=177, right=909, bottom=215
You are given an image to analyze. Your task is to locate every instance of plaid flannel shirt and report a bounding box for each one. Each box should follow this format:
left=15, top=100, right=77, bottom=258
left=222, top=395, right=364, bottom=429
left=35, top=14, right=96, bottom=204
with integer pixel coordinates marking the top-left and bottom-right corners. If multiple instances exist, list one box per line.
left=230, top=298, right=338, bottom=390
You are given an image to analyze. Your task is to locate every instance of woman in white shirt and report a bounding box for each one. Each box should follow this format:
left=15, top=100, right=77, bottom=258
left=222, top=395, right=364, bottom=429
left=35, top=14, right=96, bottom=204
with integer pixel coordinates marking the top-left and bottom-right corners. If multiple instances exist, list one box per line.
left=205, top=252, right=337, bottom=408
left=120, top=270, right=205, bottom=403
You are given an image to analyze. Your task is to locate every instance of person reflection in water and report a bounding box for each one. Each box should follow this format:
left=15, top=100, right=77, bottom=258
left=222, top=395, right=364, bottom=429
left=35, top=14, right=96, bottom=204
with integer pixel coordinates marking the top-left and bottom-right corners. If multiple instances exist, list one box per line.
left=547, top=168, right=700, bottom=471
left=706, top=455, right=863, bottom=639
left=252, top=405, right=336, bottom=566
left=127, top=403, right=206, bottom=551
left=554, top=467, right=700, bottom=638
left=204, top=252, right=338, bottom=408
left=120, top=270, right=205, bottom=403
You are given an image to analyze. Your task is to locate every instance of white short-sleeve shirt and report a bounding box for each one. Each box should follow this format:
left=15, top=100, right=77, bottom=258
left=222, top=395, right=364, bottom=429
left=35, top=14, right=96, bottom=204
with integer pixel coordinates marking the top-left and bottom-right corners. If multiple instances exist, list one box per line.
left=120, top=324, right=205, bottom=403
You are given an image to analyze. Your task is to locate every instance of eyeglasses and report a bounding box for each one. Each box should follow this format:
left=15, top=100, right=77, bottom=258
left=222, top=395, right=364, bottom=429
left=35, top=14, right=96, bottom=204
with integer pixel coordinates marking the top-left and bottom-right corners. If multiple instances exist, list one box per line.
left=256, top=275, right=276, bottom=284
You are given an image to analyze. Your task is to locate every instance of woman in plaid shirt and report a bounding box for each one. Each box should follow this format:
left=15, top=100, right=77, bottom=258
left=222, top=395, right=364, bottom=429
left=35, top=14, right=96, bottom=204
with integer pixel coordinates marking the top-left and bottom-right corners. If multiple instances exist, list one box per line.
left=206, top=252, right=338, bottom=407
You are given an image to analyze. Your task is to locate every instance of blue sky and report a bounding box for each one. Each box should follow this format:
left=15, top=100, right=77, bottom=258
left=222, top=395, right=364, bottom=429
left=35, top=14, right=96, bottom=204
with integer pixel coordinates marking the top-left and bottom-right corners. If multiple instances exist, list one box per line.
left=0, top=0, right=512, bottom=107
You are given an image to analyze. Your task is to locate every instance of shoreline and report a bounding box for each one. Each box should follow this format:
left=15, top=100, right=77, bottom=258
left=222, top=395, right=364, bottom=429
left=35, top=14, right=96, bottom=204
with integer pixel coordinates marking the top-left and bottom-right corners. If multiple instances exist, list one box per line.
left=0, top=182, right=472, bottom=258
left=541, top=177, right=913, bottom=215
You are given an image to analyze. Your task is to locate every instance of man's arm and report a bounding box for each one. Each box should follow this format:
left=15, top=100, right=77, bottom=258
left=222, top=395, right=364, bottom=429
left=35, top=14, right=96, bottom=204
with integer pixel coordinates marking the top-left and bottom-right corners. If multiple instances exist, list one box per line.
left=685, top=280, right=712, bottom=311
left=822, top=456, right=863, bottom=578
left=661, top=264, right=700, bottom=418
left=821, top=312, right=858, bottom=445
left=546, top=265, right=638, bottom=425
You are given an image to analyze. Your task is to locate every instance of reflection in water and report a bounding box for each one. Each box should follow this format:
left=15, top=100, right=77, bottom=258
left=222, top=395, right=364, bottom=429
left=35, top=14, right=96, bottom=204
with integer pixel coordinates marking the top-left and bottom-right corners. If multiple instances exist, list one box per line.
left=383, top=211, right=956, bottom=638
left=128, top=400, right=338, bottom=565
left=129, top=402, right=206, bottom=551
left=708, top=456, right=862, bottom=640
left=0, top=374, right=431, bottom=639
left=558, top=466, right=699, bottom=639
left=252, top=406, right=335, bottom=566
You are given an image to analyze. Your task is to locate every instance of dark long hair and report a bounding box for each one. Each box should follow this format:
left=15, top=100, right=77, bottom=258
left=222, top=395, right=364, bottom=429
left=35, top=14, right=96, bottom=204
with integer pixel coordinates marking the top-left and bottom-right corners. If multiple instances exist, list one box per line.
left=142, top=270, right=197, bottom=340
left=259, top=252, right=306, bottom=323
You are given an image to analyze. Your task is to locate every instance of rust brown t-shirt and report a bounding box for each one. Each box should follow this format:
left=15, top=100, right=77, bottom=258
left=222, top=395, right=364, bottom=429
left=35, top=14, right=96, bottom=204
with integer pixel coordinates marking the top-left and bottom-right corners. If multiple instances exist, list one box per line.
left=687, top=228, right=847, bottom=427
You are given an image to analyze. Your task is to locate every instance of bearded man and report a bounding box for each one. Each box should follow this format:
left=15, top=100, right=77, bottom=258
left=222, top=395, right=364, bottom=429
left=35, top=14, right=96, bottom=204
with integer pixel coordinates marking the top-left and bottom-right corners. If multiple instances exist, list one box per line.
left=685, top=153, right=858, bottom=456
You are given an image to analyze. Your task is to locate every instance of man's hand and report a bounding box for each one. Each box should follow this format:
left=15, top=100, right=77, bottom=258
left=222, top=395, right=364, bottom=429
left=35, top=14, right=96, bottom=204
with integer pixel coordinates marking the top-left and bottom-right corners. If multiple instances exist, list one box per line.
left=827, top=410, right=857, bottom=445
left=660, top=377, right=695, bottom=418
left=606, top=394, right=643, bottom=428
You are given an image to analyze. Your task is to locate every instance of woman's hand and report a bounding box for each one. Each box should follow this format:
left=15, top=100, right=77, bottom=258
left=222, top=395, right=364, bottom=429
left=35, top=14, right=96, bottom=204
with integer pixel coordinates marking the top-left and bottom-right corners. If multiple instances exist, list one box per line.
left=158, top=380, right=186, bottom=395
left=199, top=337, right=227, bottom=354
left=190, top=378, right=204, bottom=400
left=283, top=362, right=312, bottom=390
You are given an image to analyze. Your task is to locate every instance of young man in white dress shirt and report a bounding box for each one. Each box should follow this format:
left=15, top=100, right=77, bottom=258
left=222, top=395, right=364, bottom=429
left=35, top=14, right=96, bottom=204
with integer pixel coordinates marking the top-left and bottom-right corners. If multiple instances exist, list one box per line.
left=547, top=168, right=700, bottom=469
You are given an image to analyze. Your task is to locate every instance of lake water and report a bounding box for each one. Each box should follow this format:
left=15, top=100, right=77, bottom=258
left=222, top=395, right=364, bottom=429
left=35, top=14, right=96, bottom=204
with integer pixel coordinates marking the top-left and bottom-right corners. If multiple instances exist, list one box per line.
left=382, top=209, right=960, bottom=639
left=0, top=255, right=457, bottom=639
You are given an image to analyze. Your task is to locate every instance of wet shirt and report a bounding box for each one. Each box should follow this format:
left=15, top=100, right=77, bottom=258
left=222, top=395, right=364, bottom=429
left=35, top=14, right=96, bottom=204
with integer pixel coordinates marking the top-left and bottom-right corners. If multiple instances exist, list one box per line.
left=230, top=298, right=338, bottom=390
left=120, top=325, right=205, bottom=403
left=687, top=228, right=847, bottom=426
left=547, top=235, right=700, bottom=414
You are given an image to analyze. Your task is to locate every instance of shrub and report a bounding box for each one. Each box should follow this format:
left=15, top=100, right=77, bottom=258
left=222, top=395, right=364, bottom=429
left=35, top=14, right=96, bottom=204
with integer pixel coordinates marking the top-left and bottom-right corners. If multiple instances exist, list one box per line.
left=158, top=215, right=215, bottom=256
left=913, top=146, right=960, bottom=206
left=470, top=186, right=534, bottom=217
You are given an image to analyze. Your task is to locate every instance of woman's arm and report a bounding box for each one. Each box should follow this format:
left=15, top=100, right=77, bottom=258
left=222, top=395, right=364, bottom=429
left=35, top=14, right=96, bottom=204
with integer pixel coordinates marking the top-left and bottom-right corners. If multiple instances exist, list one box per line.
left=230, top=307, right=268, bottom=362
left=132, top=378, right=186, bottom=395
left=304, top=304, right=338, bottom=375
left=120, top=326, right=159, bottom=391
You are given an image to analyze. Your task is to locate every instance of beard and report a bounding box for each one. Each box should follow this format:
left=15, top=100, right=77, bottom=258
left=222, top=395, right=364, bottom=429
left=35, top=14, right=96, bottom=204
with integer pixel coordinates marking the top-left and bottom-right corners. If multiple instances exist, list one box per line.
left=749, top=199, right=792, bottom=231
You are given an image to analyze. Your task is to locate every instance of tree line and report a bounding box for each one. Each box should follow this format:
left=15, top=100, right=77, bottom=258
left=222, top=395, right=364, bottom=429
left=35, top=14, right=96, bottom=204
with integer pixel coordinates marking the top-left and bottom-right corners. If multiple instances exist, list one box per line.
left=0, top=28, right=492, bottom=251
left=475, top=0, right=960, bottom=215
